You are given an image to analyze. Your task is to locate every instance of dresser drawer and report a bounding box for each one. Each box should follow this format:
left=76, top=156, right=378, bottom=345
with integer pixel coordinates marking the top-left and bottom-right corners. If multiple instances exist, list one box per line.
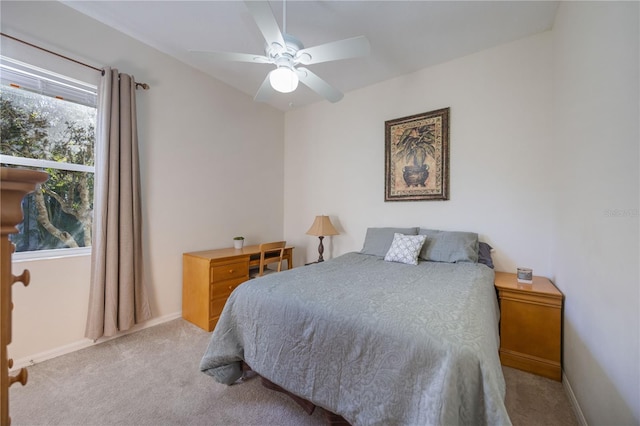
left=210, top=284, right=243, bottom=327
left=211, top=277, right=246, bottom=299
left=210, top=297, right=228, bottom=320
left=211, top=261, right=248, bottom=282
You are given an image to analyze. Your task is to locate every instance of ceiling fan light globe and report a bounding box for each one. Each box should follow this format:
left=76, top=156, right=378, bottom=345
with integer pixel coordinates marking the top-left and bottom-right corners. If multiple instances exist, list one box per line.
left=269, top=68, right=299, bottom=93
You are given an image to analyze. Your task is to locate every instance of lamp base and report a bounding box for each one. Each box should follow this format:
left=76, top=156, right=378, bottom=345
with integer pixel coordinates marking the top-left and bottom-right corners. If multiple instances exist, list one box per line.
left=316, top=236, right=325, bottom=262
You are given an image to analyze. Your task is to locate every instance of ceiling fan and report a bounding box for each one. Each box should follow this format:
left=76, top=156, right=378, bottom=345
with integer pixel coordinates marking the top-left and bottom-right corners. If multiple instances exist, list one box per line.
left=190, top=0, right=370, bottom=103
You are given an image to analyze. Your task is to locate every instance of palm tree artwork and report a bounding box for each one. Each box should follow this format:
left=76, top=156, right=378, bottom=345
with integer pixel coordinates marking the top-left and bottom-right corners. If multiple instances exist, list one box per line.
left=395, top=124, right=436, bottom=187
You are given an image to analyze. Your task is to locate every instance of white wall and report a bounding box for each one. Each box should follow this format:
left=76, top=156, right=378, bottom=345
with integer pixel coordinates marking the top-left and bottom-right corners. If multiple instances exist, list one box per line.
left=284, top=3, right=639, bottom=424
left=552, top=2, right=639, bottom=424
left=284, top=32, right=555, bottom=275
left=2, top=1, right=284, bottom=360
left=4, top=1, right=638, bottom=423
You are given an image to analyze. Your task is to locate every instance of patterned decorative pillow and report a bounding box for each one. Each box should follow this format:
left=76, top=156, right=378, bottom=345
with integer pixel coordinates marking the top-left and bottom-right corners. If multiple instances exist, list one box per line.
left=384, top=233, right=427, bottom=265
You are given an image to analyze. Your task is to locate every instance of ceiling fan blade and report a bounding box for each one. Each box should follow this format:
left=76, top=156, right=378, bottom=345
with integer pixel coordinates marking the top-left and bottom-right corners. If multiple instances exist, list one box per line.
left=189, top=50, right=272, bottom=64
left=244, top=1, right=286, bottom=50
left=254, top=73, right=276, bottom=102
left=295, top=36, right=370, bottom=66
left=296, top=67, right=343, bottom=103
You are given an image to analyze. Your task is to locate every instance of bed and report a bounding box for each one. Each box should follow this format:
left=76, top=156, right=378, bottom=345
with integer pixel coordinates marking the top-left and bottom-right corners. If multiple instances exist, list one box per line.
left=200, top=227, right=511, bottom=425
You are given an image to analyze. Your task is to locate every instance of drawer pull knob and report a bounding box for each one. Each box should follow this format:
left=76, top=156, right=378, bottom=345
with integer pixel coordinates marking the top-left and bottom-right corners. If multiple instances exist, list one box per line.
left=228, top=269, right=234, bottom=273
left=12, top=269, right=30, bottom=287
left=9, top=368, right=28, bottom=387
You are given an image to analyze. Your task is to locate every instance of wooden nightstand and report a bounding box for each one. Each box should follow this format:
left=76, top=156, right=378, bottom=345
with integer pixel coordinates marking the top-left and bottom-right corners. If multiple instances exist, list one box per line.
left=494, top=271, right=563, bottom=381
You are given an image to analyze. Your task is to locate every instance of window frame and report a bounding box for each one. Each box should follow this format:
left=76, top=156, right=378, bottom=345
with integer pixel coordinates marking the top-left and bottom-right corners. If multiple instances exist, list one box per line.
left=1, top=56, right=98, bottom=260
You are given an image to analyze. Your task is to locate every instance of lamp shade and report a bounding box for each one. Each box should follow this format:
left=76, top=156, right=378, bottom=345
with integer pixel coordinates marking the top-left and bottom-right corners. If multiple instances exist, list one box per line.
left=269, top=67, right=299, bottom=93
left=306, top=215, right=339, bottom=237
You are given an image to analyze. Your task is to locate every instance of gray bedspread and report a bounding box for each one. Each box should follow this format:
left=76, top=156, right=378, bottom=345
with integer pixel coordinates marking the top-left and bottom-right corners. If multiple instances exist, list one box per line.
left=200, top=252, right=511, bottom=425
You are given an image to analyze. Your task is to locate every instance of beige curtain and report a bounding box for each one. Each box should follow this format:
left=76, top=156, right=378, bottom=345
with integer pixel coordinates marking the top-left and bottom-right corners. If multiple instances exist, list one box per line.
left=85, top=68, right=151, bottom=340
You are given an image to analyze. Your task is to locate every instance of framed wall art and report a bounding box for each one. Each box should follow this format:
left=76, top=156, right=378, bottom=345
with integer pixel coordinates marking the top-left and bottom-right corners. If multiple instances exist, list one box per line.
left=385, top=107, right=450, bottom=201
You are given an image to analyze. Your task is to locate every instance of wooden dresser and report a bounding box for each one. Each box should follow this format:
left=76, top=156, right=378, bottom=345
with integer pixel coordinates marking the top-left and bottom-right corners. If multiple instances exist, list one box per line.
left=1, top=167, right=48, bottom=425
left=494, top=271, right=563, bottom=381
left=182, top=245, right=293, bottom=332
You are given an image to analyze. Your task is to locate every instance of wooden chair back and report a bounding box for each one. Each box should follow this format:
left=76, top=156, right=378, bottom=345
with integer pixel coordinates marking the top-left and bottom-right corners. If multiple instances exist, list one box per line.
left=257, top=241, right=286, bottom=277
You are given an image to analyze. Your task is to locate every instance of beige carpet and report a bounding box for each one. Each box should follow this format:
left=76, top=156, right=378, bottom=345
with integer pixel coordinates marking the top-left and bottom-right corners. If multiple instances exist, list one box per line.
left=9, top=319, right=578, bottom=425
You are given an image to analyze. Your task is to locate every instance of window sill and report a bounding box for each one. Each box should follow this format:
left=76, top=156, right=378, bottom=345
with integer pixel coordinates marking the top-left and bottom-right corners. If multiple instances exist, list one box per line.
left=12, top=247, right=91, bottom=262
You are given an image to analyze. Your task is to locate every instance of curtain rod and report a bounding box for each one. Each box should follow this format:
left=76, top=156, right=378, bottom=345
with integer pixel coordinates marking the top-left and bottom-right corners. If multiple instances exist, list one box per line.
left=1, top=32, right=150, bottom=90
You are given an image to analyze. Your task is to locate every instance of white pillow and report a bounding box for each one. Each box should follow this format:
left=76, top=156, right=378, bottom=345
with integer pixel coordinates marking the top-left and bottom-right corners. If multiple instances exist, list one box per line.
left=384, top=233, right=427, bottom=265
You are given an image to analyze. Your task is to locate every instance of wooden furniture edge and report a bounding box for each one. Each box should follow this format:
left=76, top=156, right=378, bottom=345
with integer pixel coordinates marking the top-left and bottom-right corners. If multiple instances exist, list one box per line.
left=1, top=167, right=48, bottom=425
left=494, top=271, right=563, bottom=297
left=500, top=350, right=562, bottom=381
left=183, top=245, right=294, bottom=271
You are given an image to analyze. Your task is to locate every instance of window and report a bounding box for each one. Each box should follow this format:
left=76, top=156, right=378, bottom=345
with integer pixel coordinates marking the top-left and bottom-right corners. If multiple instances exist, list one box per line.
left=0, top=56, right=97, bottom=257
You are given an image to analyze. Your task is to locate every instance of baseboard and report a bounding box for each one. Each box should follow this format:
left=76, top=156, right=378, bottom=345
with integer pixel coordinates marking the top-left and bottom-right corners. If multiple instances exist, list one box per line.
left=11, top=311, right=182, bottom=372
left=562, top=371, right=588, bottom=426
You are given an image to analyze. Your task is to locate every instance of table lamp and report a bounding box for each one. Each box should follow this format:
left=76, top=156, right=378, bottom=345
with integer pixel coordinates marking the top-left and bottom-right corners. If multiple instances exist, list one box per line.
left=306, top=215, right=339, bottom=262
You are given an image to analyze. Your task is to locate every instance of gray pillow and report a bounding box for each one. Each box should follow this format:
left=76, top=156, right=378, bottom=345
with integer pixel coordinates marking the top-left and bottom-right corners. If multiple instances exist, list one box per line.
left=478, top=242, right=494, bottom=269
left=361, top=227, right=419, bottom=257
left=418, top=228, right=479, bottom=263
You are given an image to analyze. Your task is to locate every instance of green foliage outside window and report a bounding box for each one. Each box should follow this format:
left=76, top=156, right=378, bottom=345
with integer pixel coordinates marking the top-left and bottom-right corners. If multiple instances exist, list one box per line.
left=0, top=86, right=96, bottom=252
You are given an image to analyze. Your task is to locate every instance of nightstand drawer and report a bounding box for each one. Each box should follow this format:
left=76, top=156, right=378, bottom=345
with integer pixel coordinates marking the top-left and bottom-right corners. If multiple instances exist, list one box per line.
left=500, top=298, right=562, bottom=362
left=211, top=261, right=248, bottom=282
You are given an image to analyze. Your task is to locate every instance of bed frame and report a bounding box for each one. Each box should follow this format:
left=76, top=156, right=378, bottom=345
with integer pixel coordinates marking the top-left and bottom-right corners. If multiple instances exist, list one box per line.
left=243, top=362, right=350, bottom=425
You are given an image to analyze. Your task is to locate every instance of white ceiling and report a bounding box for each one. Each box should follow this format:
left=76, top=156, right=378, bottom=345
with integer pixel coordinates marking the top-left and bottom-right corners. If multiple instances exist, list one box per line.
left=62, top=1, right=559, bottom=111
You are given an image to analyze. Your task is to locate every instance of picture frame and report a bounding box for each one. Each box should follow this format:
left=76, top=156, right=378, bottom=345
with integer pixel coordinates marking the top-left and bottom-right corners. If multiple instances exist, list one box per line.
left=385, top=107, right=450, bottom=201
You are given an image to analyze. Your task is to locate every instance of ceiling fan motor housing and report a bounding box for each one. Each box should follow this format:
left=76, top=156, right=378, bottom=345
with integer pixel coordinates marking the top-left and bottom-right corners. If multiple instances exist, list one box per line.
left=266, top=33, right=310, bottom=68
